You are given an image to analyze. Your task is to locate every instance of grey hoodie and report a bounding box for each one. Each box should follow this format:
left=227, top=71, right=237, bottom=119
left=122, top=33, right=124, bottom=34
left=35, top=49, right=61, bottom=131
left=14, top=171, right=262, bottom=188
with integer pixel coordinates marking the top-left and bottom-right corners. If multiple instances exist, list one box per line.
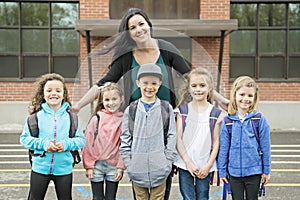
left=120, top=98, right=177, bottom=188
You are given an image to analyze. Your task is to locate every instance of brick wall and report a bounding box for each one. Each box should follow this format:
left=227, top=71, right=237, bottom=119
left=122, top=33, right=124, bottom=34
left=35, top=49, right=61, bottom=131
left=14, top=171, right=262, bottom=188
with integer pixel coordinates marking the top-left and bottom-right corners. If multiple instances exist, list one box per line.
left=1, top=0, right=299, bottom=102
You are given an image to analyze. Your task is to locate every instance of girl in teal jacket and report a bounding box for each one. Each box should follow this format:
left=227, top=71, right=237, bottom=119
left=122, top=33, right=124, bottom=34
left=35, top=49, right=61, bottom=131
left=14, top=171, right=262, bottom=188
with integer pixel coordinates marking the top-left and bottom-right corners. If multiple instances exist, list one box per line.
left=20, top=73, right=85, bottom=200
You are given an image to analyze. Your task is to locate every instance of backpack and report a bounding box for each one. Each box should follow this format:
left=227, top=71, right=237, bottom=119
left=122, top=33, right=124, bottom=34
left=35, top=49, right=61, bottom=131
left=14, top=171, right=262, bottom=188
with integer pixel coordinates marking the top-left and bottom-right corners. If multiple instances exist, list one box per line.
left=128, top=99, right=170, bottom=146
left=91, top=113, right=101, bottom=147
left=178, top=103, right=222, bottom=185
left=27, top=111, right=81, bottom=167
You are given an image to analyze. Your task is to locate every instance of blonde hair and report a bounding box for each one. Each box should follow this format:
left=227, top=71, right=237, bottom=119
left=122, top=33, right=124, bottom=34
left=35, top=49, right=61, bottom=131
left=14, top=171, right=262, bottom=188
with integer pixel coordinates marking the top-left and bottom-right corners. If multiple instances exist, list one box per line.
left=29, top=73, right=71, bottom=115
left=177, top=67, right=214, bottom=107
left=93, top=82, right=124, bottom=115
left=228, top=76, right=258, bottom=115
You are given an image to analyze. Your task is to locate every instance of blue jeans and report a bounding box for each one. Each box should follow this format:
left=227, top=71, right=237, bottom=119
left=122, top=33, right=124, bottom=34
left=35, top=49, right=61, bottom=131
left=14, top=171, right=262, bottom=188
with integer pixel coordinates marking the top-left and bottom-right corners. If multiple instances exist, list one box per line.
left=178, top=168, right=210, bottom=200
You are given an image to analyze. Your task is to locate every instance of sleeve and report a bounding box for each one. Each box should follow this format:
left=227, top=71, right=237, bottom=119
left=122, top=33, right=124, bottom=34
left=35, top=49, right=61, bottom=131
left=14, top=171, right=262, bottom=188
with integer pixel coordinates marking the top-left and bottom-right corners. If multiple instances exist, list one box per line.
left=61, top=121, right=86, bottom=152
left=96, top=53, right=130, bottom=86
left=164, top=104, right=177, bottom=162
left=259, top=115, right=271, bottom=174
left=160, top=39, right=191, bottom=75
left=19, top=121, right=51, bottom=152
left=82, top=116, right=98, bottom=169
left=217, top=120, right=231, bottom=178
left=119, top=107, right=132, bottom=167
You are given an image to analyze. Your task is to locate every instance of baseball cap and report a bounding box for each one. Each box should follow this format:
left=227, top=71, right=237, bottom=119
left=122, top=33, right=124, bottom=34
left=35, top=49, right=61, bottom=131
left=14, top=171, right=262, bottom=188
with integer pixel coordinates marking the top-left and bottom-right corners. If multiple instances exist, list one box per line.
left=137, top=63, right=163, bottom=80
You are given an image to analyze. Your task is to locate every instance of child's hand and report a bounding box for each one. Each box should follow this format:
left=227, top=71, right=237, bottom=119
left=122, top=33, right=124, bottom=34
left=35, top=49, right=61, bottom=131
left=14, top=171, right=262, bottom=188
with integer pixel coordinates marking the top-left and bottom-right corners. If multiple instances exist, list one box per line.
left=55, top=142, right=64, bottom=152
left=47, top=140, right=58, bottom=152
left=86, top=169, right=94, bottom=179
left=262, top=173, right=270, bottom=185
left=220, top=177, right=228, bottom=184
left=186, top=161, right=199, bottom=177
left=196, top=164, right=210, bottom=179
left=115, top=169, right=123, bottom=181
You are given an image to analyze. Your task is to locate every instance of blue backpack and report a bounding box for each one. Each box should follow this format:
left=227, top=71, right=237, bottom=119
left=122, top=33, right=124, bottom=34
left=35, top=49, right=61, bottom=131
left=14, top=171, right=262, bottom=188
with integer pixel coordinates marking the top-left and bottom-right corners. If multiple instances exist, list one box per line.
left=178, top=103, right=222, bottom=185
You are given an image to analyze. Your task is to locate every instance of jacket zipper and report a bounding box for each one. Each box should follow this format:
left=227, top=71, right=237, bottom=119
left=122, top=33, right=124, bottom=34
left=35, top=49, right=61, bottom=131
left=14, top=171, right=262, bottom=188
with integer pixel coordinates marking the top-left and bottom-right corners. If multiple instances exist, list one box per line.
left=240, top=124, right=244, bottom=176
left=49, top=113, right=57, bottom=174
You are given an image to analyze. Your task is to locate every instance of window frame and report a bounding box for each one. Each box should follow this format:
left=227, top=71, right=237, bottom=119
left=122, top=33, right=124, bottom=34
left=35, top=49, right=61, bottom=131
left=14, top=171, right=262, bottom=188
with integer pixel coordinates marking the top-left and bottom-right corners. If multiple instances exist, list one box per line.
left=230, top=1, right=300, bottom=82
left=0, top=0, right=80, bottom=82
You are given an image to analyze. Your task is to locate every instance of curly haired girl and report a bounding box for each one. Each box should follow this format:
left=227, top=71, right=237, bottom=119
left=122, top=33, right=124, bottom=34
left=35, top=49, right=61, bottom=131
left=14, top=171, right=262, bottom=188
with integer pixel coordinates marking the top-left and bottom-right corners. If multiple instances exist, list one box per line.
left=20, top=73, right=85, bottom=200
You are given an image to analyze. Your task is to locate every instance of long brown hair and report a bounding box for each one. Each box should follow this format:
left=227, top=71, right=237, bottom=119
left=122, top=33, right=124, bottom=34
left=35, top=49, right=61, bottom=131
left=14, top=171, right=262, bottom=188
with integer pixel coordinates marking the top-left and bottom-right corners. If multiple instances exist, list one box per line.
left=177, top=67, right=214, bottom=107
left=228, top=76, right=259, bottom=115
left=29, top=73, right=71, bottom=115
left=95, top=7, right=153, bottom=61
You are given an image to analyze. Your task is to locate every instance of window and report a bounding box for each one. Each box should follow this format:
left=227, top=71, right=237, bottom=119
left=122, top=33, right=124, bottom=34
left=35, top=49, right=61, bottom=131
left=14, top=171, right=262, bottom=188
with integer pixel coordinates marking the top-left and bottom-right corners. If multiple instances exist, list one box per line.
left=230, top=2, right=300, bottom=80
left=109, top=0, right=199, bottom=19
left=0, top=1, right=79, bottom=81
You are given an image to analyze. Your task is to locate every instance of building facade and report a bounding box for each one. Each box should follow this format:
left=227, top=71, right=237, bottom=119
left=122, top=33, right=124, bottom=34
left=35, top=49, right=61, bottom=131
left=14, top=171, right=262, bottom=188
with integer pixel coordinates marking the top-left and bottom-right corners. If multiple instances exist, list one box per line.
left=0, top=0, right=299, bottom=130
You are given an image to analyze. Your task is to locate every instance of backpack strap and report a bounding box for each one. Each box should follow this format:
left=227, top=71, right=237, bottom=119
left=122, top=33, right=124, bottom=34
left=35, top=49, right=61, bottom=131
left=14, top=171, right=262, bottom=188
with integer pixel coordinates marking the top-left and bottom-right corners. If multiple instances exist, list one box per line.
left=128, top=100, right=139, bottom=135
left=209, top=106, right=222, bottom=150
left=27, top=113, right=46, bottom=164
left=27, top=113, right=38, bottom=137
left=160, top=100, right=170, bottom=146
left=178, top=104, right=188, bottom=134
left=128, top=99, right=170, bottom=146
left=68, top=112, right=78, bottom=138
left=251, top=112, right=262, bottom=155
left=208, top=106, right=222, bottom=186
left=92, top=113, right=100, bottom=146
left=67, top=111, right=81, bottom=166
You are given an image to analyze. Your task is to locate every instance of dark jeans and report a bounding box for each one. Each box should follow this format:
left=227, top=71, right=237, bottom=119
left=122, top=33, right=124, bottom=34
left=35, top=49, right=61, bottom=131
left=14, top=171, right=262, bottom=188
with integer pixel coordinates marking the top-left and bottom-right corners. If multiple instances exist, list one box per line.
left=91, top=180, right=119, bottom=200
left=229, top=174, right=261, bottom=200
left=178, top=168, right=210, bottom=200
left=132, top=174, right=172, bottom=200
left=28, top=171, right=72, bottom=200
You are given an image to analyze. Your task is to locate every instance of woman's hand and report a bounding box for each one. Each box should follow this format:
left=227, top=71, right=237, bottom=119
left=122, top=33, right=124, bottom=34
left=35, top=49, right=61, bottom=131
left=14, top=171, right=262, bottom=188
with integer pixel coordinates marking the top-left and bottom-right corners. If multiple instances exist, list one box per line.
left=69, top=104, right=80, bottom=114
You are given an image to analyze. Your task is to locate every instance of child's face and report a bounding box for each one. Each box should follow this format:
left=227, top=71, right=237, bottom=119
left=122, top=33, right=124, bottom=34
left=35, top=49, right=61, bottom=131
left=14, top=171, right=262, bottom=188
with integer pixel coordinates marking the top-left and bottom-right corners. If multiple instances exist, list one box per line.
left=136, top=75, right=161, bottom=102
left=102, top=90, right=122, bottom=113
left=189, top=74, right=210, bottom=102
left=44, top=80, right=64, bottom=111
left=235, top=86, right=255, bottom=112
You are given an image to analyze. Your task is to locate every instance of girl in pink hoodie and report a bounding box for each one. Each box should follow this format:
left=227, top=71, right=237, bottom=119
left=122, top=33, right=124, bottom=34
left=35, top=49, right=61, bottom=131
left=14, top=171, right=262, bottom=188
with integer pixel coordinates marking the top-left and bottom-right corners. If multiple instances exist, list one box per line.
left=82, top=82, right=125, bottom=200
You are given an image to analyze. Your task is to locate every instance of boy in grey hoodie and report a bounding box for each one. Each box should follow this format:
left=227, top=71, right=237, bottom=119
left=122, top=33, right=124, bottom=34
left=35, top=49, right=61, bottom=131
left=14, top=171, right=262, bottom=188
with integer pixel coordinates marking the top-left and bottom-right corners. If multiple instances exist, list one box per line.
left=120, top=63, right=177, bottom=200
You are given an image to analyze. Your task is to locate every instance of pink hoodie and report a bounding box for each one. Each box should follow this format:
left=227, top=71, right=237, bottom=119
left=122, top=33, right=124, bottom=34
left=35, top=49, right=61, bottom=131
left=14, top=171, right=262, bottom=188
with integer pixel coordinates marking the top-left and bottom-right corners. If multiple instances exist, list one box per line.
left=82, top=109, right=125, bottom=170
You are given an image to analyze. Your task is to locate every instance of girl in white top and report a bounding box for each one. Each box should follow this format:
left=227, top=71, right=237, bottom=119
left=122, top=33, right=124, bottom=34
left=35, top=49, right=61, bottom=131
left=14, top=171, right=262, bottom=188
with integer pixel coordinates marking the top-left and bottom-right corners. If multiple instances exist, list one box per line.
left=174, top=67, right=225, bottom=200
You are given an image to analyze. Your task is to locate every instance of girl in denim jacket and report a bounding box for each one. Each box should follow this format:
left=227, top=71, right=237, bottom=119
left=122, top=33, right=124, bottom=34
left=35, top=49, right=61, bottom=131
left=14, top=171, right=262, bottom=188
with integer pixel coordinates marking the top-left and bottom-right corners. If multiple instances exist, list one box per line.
left=217, top=76, right=271, bottom=200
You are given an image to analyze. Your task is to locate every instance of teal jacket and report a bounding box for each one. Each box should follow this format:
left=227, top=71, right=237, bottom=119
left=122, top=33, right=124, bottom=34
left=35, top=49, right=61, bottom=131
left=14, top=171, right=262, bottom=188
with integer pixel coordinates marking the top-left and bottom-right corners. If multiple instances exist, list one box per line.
left=20, top=102, right=85, bottom=176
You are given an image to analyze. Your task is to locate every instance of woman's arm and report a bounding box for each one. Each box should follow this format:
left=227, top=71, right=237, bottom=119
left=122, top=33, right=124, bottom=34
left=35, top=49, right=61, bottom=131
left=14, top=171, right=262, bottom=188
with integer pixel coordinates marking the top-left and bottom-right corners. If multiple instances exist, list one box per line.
left=70, top=54, right=131, bottom=114
left=70, top=85, right=100, bottom=114
left=213, top=90, right=229, bottom=111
